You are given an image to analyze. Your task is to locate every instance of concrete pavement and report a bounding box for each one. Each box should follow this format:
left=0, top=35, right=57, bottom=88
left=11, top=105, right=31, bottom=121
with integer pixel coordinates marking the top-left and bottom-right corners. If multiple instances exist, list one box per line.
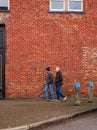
left=43, top=111, right=97, bottom=130
left=0, top=98, right=97, bottom=130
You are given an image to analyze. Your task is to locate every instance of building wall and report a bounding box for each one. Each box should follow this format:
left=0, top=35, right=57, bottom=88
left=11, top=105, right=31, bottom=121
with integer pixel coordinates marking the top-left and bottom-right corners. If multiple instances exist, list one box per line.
left=3, top=0, right=97, bottom=99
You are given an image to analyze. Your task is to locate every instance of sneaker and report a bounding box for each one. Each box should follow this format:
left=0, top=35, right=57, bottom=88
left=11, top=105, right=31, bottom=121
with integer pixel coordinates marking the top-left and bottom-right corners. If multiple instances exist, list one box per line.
left=50, top=99, right=55, bottom=102
left=63, top=96, right=67, bottom=102
left=56, top=100, right=60, bottom=102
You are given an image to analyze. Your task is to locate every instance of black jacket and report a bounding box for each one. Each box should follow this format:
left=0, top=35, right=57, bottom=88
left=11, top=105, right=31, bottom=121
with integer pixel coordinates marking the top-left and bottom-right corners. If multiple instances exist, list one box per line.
left=55, top=71, right=63, bottom=86
left=46, top=72, right=53, bottom=84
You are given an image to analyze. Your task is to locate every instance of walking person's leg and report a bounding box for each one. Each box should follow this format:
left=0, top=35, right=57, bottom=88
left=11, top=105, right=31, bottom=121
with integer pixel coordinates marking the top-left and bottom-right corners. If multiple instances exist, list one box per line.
left=49, top=84, right=54, bottom=100
left=58, top=85, right=64, bottom=97
left=57, top=84, right=67, bottom=101
left=56, top=85, right=60, bottom=101
left=45, top=85, right=49, bottom=100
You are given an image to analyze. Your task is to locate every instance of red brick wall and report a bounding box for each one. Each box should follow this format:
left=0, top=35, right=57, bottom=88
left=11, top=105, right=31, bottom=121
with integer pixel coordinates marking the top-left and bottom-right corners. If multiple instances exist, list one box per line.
left=4, top=0, right=97, bottom=99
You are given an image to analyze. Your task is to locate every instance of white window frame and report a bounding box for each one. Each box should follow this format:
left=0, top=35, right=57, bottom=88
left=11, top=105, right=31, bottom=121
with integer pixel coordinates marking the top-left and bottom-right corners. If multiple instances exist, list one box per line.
left=8, top=0, right=10, bottom=10
left=68, top=0, right=83, bottom=12
left=0, top=0, right=10, bottom=11
left=50, top=0, right=65, bottom=12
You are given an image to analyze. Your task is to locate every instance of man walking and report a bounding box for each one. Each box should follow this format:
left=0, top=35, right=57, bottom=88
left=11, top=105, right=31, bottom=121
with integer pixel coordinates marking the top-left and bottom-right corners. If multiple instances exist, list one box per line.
left=45, top=67, right=54, bottom=101
left=55, top=67, right=67, bottom=102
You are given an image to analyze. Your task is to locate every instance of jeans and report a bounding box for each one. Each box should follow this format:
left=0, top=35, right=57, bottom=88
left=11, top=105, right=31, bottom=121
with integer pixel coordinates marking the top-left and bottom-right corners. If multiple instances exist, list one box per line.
left=56, top=84, right=65, bottom=100
left=45, top=84, right=54, bottom=100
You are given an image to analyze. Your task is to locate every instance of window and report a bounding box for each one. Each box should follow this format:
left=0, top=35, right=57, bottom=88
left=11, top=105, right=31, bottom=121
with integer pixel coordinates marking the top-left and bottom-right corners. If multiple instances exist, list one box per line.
left=68, top=0, right=83, bottom=11
left=50, top=0, right=65, bottom=11
left=0, top=25, right=5, bottom=48
left=0, top=0, right=9, bottom=11
left=49, top=0, right=83, bottom=12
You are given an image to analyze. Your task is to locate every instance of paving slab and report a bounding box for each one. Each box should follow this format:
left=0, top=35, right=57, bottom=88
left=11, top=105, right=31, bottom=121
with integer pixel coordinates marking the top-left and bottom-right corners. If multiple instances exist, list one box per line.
left=0, top=98, right=97, bottom=130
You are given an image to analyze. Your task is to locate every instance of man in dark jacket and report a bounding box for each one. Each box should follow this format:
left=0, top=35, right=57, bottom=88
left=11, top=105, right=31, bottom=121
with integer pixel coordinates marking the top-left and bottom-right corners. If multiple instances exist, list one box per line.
left=45, top=67, right=54, bottom=101
left=55, top=67, right=67, bottom=101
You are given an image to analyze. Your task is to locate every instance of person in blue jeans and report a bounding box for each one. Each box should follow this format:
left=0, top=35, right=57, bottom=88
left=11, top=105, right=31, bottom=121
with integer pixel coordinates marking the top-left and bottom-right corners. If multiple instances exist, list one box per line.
left=45, top=67, right=54, bottom=101
left=55, top=67, right=67, bottom=102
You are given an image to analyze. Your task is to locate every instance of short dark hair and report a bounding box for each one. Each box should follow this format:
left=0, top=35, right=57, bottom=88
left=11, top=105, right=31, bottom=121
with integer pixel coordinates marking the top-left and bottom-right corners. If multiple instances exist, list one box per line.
left=46, top=67, right=50, bottom=71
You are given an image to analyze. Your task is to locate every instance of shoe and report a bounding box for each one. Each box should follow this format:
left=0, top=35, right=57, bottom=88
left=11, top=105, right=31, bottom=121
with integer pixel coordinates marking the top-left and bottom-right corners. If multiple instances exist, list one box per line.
left=63, top=96, right=67, bottom=101
left=56, top=100, right=60, bottom=102
left=50, top=99, right=55, bottom=102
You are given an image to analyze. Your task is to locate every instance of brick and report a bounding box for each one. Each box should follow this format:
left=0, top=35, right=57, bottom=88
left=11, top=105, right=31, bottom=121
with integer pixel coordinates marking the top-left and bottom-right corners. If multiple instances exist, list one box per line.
left=0, top=0, right=97, bottom=99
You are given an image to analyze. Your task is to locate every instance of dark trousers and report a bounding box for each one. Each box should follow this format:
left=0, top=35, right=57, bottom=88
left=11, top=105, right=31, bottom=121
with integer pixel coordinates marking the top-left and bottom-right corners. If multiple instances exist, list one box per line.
left=56, top=84, right=65, bottom=100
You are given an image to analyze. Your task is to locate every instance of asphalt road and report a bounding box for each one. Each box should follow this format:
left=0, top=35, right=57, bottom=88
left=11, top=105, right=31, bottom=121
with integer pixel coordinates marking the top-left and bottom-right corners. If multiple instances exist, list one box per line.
left=43, top=112, right=97, bottom=130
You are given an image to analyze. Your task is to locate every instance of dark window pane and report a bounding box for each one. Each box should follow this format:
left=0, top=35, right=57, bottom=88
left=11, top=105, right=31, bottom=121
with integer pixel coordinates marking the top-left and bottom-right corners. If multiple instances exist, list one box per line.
left=0, top=0, right=8, bottom=10
left=0, top=6, right=8, bottom=10
left=0, top=30, right=3, bottom=46
left=0, top=55, right=2, bottom=88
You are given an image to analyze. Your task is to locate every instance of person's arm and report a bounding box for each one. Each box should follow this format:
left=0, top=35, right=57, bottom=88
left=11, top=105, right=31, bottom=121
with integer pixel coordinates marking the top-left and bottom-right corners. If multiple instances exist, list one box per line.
left=57, top=72, right=62, bottom=82
left=47, top=73, right=53, bottom=84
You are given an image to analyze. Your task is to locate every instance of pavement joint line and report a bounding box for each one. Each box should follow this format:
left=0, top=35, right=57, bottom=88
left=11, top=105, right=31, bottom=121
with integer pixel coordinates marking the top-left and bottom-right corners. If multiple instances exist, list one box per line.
left=1, top=125, right=29, bottom=130
left=1, top=107, right=97, bottom=130
left=29, top=107, right=97, bottom=129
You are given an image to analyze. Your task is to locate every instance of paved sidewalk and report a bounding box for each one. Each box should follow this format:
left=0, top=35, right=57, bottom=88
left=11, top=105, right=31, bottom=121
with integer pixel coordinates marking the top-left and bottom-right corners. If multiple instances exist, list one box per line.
left=0, top=98, right=97, bottom=130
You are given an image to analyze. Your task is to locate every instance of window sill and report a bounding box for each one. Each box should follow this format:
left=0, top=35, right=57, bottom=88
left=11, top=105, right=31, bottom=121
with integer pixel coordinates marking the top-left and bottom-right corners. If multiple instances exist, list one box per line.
left=48, top=10, right=85, bottom=14
left=0, top=10, right=10, bottom=12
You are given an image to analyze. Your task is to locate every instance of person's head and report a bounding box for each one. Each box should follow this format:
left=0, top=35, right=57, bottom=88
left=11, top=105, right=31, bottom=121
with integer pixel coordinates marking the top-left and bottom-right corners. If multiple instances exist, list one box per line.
left=45, top=67, right=50, bottom=72
left=56, top=67, right=60, bottom=72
